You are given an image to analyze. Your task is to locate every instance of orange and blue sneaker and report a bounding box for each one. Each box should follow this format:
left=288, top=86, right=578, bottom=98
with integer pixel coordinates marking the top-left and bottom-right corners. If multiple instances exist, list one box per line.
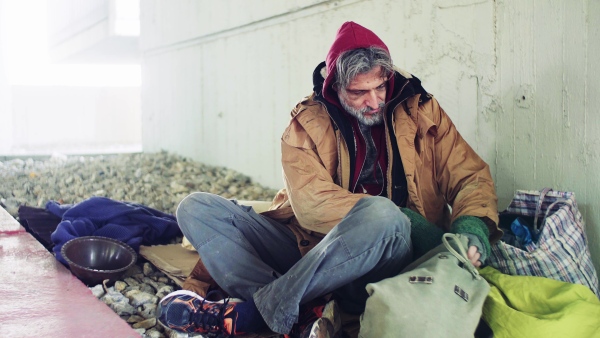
left=156, top=289, right=243, bottom=336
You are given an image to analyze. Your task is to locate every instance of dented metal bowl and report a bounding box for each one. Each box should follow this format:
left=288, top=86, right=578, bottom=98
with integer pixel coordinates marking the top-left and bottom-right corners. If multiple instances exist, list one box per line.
left=61, top=236, right=137, bottom=286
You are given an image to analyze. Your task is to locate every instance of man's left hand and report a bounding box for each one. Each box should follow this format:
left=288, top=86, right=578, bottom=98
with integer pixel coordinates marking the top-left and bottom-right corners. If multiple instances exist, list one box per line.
left=467, top=246, right=481, bottom=267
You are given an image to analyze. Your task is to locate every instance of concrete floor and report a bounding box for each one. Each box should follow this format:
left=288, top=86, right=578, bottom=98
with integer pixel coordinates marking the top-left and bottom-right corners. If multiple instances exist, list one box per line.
left=0, top=207, right=139, bottom=337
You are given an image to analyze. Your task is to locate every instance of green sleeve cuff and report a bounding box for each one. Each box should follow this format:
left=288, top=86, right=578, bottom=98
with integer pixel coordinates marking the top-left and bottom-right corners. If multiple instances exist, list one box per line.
left=450, top=215, right=491, bottom=260
left=401, top=208, right=444, bottom=259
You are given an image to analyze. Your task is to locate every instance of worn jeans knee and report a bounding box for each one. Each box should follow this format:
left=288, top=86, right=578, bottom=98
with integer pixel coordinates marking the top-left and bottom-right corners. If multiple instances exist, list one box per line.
left=352, top=196, right=411, bottom=239
left=176, top=192, right=221, bottom=246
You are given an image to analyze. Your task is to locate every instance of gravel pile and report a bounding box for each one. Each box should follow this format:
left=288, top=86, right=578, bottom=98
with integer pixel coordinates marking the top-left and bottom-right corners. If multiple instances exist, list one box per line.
left=0, top=151, right=278, bottom=218
left=0, top=151, right=279, bottom=337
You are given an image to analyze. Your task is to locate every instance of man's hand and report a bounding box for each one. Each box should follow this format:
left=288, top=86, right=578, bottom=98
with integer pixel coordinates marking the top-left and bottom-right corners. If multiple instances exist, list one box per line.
left=467, top=245, right=481, bottom=267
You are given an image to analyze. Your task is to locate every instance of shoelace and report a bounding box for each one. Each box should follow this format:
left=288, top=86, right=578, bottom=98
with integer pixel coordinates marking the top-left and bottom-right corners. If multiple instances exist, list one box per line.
left=191, top=290, right=232, bottom=335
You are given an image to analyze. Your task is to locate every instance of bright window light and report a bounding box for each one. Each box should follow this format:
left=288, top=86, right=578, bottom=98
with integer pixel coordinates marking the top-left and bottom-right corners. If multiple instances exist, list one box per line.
left=3, top=0, right=140, bottom=87
left=11, top=64, right=141, bottom=87
left=114, top=0, right=140, bottom=36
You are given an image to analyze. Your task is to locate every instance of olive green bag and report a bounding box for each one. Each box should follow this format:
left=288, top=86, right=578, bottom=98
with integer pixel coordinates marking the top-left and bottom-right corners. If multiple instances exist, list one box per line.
left=359, top=234, right=490, bottom=338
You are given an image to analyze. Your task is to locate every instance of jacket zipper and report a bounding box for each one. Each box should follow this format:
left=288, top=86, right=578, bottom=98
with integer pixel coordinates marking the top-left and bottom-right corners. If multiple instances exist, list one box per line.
left=384, top=79, right=413, bottom=200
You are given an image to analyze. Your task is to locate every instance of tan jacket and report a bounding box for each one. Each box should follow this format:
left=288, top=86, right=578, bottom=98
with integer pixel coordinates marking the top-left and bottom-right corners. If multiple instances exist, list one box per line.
left=263, top=88, right=501, bottom=256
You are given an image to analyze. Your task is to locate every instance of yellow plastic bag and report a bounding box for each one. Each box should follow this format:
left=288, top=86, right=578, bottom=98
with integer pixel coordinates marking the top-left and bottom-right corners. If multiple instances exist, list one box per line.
left=481, top=266, right=600, bottom=338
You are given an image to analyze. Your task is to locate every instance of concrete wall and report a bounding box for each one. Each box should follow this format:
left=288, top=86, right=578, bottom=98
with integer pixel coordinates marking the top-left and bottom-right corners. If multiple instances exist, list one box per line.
left=9, top=86, right=141, bottom=154
left=140, top=0, right=600, bottom=272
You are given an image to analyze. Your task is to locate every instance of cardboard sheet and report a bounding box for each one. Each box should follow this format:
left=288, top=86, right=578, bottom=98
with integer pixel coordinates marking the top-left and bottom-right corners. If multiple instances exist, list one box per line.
left=139, top=243, right=199, bottom=286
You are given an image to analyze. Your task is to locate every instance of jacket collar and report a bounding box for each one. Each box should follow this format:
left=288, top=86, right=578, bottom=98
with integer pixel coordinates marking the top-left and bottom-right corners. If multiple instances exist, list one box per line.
left=405, top=94, right=437, bottom=138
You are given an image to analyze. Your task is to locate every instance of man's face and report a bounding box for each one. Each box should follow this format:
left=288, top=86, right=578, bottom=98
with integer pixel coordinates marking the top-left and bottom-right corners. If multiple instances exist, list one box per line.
left=337, top=65, right=387, bottom=126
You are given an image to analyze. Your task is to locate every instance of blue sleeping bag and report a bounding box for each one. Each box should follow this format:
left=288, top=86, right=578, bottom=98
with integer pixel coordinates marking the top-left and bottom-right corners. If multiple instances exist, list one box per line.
left=49, top=197, right=181, bottom=265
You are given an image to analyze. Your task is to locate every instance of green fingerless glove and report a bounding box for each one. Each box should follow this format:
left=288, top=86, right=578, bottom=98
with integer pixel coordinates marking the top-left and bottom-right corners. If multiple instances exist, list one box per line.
left=450, top=215, right=491, bottom=263
left=401, top=208, right=444, bottom=259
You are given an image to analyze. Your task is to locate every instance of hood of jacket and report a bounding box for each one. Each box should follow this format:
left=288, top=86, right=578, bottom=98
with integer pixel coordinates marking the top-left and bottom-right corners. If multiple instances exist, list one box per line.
left=310, top=22, right=431, bottom=204
left=321, top=21, right=396, bottom=104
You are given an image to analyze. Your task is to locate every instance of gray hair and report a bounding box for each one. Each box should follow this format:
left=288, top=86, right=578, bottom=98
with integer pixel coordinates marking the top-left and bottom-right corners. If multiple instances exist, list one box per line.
left=334, top=47, right=394, bottom=90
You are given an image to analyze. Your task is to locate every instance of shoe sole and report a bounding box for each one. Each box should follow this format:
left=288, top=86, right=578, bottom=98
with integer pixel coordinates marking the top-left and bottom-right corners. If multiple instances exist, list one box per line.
left=303, top=300, right=342, bottom=338
left=158, top=289, right=244, bottom=304
left=321, top=300, right=341, bottom=334
left=305, top=317, right=335, bottom=338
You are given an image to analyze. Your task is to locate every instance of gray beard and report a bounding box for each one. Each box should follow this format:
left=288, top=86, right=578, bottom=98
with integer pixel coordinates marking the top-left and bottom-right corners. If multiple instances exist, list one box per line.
left=340, top=99, right=385, bottom=126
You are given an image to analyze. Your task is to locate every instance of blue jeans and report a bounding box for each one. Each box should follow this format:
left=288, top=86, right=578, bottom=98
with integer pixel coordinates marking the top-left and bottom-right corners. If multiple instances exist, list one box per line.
left=176, top=193, right=412, bottom=334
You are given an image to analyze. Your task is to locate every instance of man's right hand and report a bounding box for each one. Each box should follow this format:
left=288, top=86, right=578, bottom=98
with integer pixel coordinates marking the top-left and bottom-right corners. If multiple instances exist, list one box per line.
left=467, top=245, right=482, bottom=267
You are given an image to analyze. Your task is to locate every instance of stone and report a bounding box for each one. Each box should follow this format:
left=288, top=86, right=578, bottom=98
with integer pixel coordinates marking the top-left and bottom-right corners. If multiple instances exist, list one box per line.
left=139, top=303, right=157, bottom=319
left=126, top=315, right=146, bottom=323
left=110, top=300, right=136, bottom=316
left=90, top=284, right=105, bottom=298
left=166, top=329, right=190, bottom=338
left=120, top=265, right=142, bottom=280
left=133, top=317, right=157, bottom=330
left=156, top=285, right=174, bottom=299
left=146, top=328, right=165, bottom=338
left=143, top=262, right=154, bottom=276
left=142, top=277, right=160, bottom=290
left=114, top=281, right=128, bottom=292
left=123, top=285, right=141, bottom=293
left=101, top=291, right=127, bottom=306
left=125, top=290, right=158, bottom=307
left=133, top=273, right=145, bottom=282
left=140, top=283, right=156, bottom=295
left=124, top=277, right=140, bottom=287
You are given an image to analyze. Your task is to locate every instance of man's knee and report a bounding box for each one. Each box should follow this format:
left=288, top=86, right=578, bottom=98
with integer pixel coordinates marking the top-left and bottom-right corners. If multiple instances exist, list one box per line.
left=176, top=192, right=220, bottom=231
left=353, top=196, right=410, bottom=237
left=177, top=192, right=210, bottom=215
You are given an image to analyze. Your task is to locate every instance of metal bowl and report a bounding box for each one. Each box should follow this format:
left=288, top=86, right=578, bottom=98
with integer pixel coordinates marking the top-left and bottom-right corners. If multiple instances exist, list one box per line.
left=61, top=236, right=137, bottom=286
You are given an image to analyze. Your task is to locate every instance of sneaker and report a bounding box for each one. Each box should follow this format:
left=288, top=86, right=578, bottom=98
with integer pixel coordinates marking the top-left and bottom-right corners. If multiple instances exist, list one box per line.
left=156, top=289, right=243, bottom=336
left=286, top=299, right=341, bottom=338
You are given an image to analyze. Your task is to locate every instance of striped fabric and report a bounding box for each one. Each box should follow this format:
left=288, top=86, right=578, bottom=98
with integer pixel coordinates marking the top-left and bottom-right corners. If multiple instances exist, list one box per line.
left=488, top=188, right=599, bottom=297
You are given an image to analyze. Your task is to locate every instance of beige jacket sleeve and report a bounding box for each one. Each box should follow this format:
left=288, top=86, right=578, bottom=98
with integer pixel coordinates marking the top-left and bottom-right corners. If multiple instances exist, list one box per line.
left=281, top=104, right=369, bottom=235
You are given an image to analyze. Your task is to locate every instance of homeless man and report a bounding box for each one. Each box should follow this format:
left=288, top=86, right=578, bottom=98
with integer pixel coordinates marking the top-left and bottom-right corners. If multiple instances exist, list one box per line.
left=156, top=21, right=502, bottom=338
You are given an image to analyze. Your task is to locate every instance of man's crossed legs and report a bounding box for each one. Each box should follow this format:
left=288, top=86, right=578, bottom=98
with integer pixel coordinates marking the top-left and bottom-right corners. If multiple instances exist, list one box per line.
left=157, top=193, right=412, bottom=336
